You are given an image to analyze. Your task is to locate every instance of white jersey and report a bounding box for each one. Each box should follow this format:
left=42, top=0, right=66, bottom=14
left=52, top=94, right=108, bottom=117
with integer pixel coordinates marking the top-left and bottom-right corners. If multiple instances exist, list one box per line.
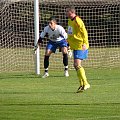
left=40, top=25, right=68, bottom=42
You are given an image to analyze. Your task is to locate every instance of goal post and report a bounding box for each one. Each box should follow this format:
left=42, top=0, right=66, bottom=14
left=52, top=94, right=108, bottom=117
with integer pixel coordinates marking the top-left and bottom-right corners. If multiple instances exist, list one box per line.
left=34, top=0, right=40, bottom=75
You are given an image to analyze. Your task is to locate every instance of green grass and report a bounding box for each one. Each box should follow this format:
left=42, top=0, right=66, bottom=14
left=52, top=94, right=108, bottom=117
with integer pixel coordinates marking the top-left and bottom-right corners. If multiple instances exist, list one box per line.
left=0, top=69, right=120, bottom=120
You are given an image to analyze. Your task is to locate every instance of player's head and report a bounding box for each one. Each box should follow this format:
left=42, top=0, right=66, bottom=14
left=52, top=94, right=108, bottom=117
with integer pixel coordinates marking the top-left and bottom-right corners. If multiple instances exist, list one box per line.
left=66, top=6, right=76, bottom=19
left=48, top=16, right=57, bottom=30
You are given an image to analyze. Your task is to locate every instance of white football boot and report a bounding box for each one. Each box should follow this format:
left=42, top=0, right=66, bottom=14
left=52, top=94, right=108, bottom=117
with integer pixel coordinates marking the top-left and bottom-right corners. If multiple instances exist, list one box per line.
left=64, top=70, right=69, bottom=77
left=84, top=84, right=90, bottom=90
left=42, top=72, right=49, bottom=78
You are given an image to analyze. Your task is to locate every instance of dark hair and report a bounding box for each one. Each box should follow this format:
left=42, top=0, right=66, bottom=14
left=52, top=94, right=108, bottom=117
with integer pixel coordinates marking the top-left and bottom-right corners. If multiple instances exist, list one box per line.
left=49, top=16, right=57, bottom=23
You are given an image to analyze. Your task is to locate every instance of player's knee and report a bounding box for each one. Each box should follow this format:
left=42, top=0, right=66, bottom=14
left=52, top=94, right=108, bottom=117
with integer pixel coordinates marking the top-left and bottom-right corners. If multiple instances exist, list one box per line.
left=61, top=47, right=68, bottom=54
left=45, top=50, right=52, bottom=56
left=74, top=64, right=82, bottom=71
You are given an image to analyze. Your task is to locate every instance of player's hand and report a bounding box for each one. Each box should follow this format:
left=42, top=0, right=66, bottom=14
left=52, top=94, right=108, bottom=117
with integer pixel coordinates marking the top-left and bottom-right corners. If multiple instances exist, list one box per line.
left=33, top=46, right=37, bottom=51
left=33, top=43, right=42, bottom=54
left=33, top=45, right=38, bottom=54
left=82, top=44, right=87, bottom=50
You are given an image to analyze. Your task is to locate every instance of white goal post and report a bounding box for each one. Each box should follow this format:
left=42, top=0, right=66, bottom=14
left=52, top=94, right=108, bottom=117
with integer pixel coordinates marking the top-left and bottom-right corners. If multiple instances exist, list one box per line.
left=34, top=0, right=40, bottom=75
left=0, top=0, right=120, bottom=74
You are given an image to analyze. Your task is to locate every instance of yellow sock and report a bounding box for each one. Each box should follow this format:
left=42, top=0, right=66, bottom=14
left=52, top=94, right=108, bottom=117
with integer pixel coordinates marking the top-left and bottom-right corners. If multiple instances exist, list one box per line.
left=76, top=67, right=83, bottom=87
left=78, top=67, right=89, bottom=85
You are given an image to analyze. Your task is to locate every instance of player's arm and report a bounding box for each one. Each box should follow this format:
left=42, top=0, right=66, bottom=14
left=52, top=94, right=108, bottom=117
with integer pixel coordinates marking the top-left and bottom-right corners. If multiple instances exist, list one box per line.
left=34, top=27, right=48, bottom=51
left=33, top=35, right=44, bottom=52
left=81, top=24, right=89, bottom=49
left=82, top=28, right=89, bottom=50
left=34, top=33, right=48, bottom=52
left=76, top=17, right=89, bottom=50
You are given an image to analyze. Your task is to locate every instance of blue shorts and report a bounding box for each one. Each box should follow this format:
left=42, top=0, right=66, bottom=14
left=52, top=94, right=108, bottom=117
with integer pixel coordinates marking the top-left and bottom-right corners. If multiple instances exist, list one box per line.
left=73, top=50, right=88, bottom=60
left=46, top=40, right=68, bottom=53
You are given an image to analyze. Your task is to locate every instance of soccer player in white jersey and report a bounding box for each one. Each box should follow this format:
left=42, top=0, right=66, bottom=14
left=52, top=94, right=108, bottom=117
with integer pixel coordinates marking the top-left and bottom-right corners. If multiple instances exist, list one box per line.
left=36, top=16, right=69, bottom=78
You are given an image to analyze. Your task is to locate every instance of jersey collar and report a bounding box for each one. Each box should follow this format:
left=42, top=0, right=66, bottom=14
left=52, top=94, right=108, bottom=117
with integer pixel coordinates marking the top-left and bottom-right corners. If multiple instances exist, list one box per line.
left=71, top=16, right=77, bottom=21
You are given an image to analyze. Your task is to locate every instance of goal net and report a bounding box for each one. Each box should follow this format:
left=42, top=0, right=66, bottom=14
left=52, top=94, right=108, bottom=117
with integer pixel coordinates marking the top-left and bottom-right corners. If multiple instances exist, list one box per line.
left=0, top=0, right=35, bottom=73
left=0, top=0, right=120, bottom=73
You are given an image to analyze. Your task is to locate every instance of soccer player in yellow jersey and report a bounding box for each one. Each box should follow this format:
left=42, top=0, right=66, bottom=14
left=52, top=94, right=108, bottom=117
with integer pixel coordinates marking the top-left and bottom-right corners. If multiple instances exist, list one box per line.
left=66, top=6, right=90, bottom=92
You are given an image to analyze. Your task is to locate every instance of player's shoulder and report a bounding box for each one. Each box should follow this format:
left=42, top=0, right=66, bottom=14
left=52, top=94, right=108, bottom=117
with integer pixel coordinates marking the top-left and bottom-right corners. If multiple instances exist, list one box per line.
left=74, top=16, right=84, bottom=27
left=75, top=16, right=83, bottom=22
left=56, top=25, right=64, bottom=29
left=43, top=25, right=51, bottom=32
left=56, top=25, right=65, bottom=30
left=44, top=25, right=49, bottom=30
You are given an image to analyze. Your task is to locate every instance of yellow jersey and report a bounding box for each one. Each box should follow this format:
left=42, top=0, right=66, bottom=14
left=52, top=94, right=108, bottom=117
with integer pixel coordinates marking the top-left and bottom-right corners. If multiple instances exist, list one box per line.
left=67, top=16, right=89, bottom=50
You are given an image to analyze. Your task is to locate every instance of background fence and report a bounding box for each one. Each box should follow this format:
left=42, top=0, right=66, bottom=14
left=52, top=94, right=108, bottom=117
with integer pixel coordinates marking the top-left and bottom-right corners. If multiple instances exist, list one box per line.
left=0, top=0, right=120, bottom=73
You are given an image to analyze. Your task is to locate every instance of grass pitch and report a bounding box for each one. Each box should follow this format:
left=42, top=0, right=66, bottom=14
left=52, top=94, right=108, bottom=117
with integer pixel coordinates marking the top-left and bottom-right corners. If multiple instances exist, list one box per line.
left=0, top=69, right=120, bottom=120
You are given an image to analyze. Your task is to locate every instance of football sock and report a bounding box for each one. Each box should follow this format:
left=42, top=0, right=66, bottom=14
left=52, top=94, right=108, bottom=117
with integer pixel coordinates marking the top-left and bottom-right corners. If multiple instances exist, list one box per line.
left=76, top=66, right=88, bottom=86
left=45, top=68, right=48, bottom=73
left=76, top=67, right=83, bottom=86
left=44, top=55, right=49, bottom=71
left=64, top=65, right=68, bottom=71
left=63, top=54, right=68, bottom=66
